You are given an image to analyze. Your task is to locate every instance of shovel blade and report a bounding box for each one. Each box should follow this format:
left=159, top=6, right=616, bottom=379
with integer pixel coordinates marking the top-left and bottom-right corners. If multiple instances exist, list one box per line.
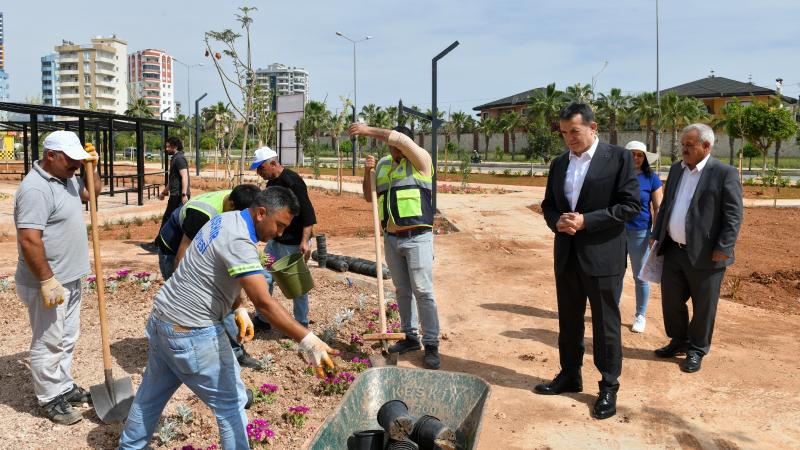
left=369, top=350, right=398, bottom=367
left=91, top=376, right=134, bottom=424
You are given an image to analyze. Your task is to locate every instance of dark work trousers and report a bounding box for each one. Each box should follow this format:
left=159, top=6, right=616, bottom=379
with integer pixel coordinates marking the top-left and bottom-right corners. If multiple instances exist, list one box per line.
left=660, top=240, right=726, bottom=355
left=555, top=246, right=623, bottom=389
left=154, top=195, right=183, bottom=244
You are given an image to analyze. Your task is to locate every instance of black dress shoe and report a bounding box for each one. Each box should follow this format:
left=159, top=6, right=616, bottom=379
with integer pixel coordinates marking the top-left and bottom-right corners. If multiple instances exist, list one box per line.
left=593, top=390, right=617, bottom=419
left=654, top=341, right=689, bottom=358
left=534, top=372, right=582, bottom=395
left=680, top=351, right=703, bottom=373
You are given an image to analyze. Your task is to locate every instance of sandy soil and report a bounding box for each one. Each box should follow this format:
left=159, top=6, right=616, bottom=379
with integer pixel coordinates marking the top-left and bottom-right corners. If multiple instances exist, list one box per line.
left=0, top=178, right=798, bottom=449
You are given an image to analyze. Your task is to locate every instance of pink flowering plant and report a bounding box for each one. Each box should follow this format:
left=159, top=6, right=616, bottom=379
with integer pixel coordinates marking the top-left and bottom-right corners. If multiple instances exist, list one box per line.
left=85, top=274, right=97, bottom=290
left=320, top=371, right=355, bottom=395
left=178, top=445, right=218, bottom=450
left=114, top=268, right=131, bottom=281
left=283, top=405, right=310, bottom=428
left=349, top=333, right=364, bottom=351
left=251, top=383, right=278, bottom=405
left=259, top=250, right=276, bottom=270
left=350, top=357, right=372, bottom=373
left=246, top=418, right=275, bottom=447
left=387, top=302, right=400, bottom=319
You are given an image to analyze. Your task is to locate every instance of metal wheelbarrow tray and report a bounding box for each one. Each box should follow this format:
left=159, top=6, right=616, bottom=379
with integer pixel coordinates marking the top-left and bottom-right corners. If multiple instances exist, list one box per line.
left=307, top=366, right=491, bottom=449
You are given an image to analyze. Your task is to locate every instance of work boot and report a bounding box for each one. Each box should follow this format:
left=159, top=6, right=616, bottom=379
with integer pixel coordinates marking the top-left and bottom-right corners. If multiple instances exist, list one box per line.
left=139, top=242, right=159, bottom=253
left=423, top=345, right=441, bottom=370
left=43, top=395, right=83, bottom=425
left=245, top=389, right=254, bottom=410
left=238, top=350, right=261, bottom=369
left=252, top=315, right=272, bottom=332
left=63, top=384, right=92, bottom=406
left=388, top=336, right=421, bottom=354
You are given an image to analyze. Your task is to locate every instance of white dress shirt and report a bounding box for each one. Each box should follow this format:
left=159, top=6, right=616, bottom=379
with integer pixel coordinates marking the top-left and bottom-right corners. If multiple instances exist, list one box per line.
left=667, top=153, right=711, bottom=245
left=564, top=137, right=599, bottom=211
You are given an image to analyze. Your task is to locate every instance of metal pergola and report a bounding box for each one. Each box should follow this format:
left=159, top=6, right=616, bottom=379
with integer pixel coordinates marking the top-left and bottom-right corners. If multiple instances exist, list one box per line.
left=0, top=102, right=184, bottom=206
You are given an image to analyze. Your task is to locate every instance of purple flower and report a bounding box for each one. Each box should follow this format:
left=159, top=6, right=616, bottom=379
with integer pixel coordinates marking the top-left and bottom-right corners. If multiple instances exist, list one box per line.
left=134, top=271, right=151, bottom=279
left=116, top=269, right=131, bottom=278
left=86, top=275, right=97, bottom=283
left=247, top=418, right=275, bottom=443
left=288, top=405, right=310, bottom=414
left=259, top=383, right=278, bottom=394
left=389, top=303, right=399, bottom=311
left=350, top=334, right=364, bottom=345
left=366, top=321, right=376, bottom=330
left=371, top=309, right=380, bottom=316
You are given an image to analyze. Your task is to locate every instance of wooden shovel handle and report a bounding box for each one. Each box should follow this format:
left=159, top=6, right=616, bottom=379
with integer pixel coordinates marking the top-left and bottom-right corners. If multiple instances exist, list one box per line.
left=369, top=168, right=388, bottom=335
left=85, top=161, right=113, bottom=372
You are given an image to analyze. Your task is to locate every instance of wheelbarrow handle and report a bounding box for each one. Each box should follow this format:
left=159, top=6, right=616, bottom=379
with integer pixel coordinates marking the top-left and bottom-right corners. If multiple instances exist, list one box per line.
left=85, top=161, right=114, bottom=372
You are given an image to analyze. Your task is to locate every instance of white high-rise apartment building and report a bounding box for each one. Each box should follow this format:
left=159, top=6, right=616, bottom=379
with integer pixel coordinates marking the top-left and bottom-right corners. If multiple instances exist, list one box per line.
left=54, top=35, right=128, bottom=114
left=253, top=63, right=309, bottom=109
left=128, top=49, right=174, bottom=120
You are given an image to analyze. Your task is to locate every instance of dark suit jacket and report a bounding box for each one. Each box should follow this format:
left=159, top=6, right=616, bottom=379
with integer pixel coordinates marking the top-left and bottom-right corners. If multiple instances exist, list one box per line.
left=652, top=156, right=743, bottom=269
left=541, top=142, right=641, bottom=277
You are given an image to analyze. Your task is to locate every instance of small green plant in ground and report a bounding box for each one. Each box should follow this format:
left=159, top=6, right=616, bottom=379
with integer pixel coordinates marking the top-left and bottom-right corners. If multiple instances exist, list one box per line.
left=175, top=404, right=194, bottom=424
left=133, top=216, right=145, bottom=226
left=255, top=354, right=275, bottom=372
left=101, top=220, right=112, bottom=231
left=279, top=339, right=296, bottom=351
left=488, top=170, right=496, bottom=175
left=283, top=405, right=310, bottom=428
left=494, top=145, right=504, bottom=161
left=503, top=168, right=512, bottom=176
left=251, top=383, right=278, bottom=405
left=303, top=365, right=316, bottom=376
left=157, top=418, right=180, bottom=446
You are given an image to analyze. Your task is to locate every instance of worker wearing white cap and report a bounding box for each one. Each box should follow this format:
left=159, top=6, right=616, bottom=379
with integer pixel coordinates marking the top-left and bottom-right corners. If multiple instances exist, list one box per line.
left=249, top=146, right=317, bottom=330
left=14, top=130, right=99, bottom=425
left=622, top=140, right=663, bottom=333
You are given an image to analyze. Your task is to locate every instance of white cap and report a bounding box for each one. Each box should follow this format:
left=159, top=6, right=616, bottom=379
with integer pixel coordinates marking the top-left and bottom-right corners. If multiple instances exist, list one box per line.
left=625, top=140, right=658, bottom=165
left=249, top=146, right=278, bottom=170
left=43, top=131, right=92, bottom=160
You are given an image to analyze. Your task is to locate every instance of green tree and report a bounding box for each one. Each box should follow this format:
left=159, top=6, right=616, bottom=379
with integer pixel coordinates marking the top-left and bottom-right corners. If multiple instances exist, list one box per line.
left=125, top=97, right=153, bottom=118
left=499, top=111, right=522, bottom=160
left=659, top=93, right=709, bottom=162
left=564, top=83, right=593, bottom=104
left=525, top=125, right=562, bottom=170
left=630, top=92, right=660, bottom=154
left=527, top=83, right=566, bottom=129
left=450, top=111, right=470, bottom=148
left=714, top=100, right=745, bottom=165
left=476, top=116, right=497, bottom=160
left=741, top=143, right=760, bottom=171
left=595, top=88, right=628, bottom=145
left=739, top=101, right=799, bottom=173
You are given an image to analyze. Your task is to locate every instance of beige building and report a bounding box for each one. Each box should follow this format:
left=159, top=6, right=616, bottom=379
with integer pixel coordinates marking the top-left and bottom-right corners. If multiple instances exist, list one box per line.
left=55, top=35, right=128, bottom=114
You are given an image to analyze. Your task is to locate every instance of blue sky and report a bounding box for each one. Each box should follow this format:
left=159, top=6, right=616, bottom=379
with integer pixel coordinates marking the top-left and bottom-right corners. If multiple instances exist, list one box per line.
left=3, top=0, right=800, bottom=116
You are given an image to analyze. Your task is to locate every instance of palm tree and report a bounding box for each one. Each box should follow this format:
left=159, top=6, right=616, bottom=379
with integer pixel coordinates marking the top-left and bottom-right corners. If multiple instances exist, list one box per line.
left=407, top=105, right=421, bottom=137
left=203, top=102, right=233, bottom=177
left=476, top=116, right=497, bottom=160
left=713, top=99, right=744, bottom=165
left=125, top=97, right=153, bottom=118
left=528, top=83, right=566, bottom=130
left=304, top=100, right=329, bottom=141
left=659, top=93, right=709, bottom=162
left=499, top=111, right=522, bottom=160
left=595, top=88, right=628, bottom=145
left=359, top=104, right=380, bottom=126
left=564, top=83, right=593, bottom=104
left=450, top=111, right=469, bottom=148
left=630, top=92, right=660, bottom=154
left=373, top=109, right=391, bottom=153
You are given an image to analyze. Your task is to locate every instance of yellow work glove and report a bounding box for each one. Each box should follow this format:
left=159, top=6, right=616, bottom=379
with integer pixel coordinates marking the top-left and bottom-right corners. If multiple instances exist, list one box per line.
left=40, top=276, right=65, bottom=309
left=83, top=143, right=99, bottom=165
left=298, top=332, right=339, bottom=378
left=233, top=307, right=254, bottom=343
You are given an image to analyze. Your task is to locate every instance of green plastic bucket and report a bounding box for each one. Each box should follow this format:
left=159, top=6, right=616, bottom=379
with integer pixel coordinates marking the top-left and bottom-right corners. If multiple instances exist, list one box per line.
left=269, top=253, right=314, bottom=298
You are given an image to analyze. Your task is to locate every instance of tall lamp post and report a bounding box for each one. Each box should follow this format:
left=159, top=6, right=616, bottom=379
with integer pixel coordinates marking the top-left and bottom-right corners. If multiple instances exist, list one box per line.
left=655, top=0, right=662, bottom=176
left=335, top=31, right=372, bottom=169
left=173, top=58, right=204, bottom=151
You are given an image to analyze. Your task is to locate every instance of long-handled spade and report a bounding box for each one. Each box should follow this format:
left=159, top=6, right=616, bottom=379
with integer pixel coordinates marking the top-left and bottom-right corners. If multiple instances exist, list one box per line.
left=362, top=168, right=405, bottom=366
left=85, top=159, right=134, bottom=423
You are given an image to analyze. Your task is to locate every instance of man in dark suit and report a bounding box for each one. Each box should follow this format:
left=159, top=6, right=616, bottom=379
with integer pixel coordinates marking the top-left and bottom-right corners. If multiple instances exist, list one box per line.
left=537, top=103, right=640, bottom=420
left=652, top=123, right=743, bottom=373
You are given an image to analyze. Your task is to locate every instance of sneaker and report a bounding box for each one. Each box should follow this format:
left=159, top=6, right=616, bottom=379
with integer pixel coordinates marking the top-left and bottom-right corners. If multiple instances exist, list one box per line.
left=63, top=385, right=92, bottom=406
left=632, top=315, right=646, bottom=333
left=238, top=350, right=261, bottom=369
left=252, top=316, right=272, bottom=332
left=423, top=345, right=441, bottom=370
left=43, top=395, right=83, bottom=425
left=244, top=389, right=254, bottom=409
left=388, top=337, right=422, bottom=354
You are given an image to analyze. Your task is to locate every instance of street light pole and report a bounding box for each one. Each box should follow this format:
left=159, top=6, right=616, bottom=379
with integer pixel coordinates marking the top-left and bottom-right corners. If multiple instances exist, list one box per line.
left=431, top=41, right=459, bottom=211
left=174, top=58, right=204, bottom=151
left=194, top=93, right=208, bottom=176
left=335, top=31, right=372, bottom=168
left=655, top=0, right=662, bottom=176
left=160, top=106, right=171, bottom=120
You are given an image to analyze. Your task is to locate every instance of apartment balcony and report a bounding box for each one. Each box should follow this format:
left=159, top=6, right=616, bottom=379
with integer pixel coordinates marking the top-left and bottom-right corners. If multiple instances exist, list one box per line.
left=95, top=66, right=116, bottom=77
left=60, top=69, right=79, bottom=76
left=96, top=90, right=116, bottom=100
left=60, top=92, right=81, bottom=100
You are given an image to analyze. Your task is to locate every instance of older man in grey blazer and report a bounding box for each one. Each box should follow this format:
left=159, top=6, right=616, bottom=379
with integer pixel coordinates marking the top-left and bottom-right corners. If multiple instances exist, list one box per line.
left=651, top=123, right=743, bottom=373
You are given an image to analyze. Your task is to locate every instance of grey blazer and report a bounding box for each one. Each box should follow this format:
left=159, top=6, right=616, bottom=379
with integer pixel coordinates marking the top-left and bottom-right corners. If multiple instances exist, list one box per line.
left=652, top=156, right=743, bottom=269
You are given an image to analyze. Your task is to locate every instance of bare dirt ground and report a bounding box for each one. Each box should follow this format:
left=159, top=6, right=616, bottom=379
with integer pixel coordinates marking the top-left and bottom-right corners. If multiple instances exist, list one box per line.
left=0, top=176, right=798, bottom=449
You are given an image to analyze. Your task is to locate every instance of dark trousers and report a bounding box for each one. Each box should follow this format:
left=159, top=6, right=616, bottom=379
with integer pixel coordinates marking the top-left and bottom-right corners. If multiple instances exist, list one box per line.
left=153, top=195, right=182, bottom=244
left=555, top=247, right=623, bottom=389
left=660, top=240, right=726, bottom=355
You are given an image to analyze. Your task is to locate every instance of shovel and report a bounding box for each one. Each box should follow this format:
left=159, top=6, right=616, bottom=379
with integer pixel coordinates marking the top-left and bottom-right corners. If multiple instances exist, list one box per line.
left=362, top=168, right=404, bottom=366
left=84, top=160, right=134, bottom=423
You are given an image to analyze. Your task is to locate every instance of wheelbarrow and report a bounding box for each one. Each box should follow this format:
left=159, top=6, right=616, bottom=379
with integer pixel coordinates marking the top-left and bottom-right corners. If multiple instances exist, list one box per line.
left=306, top=367, right=491, bottom=449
